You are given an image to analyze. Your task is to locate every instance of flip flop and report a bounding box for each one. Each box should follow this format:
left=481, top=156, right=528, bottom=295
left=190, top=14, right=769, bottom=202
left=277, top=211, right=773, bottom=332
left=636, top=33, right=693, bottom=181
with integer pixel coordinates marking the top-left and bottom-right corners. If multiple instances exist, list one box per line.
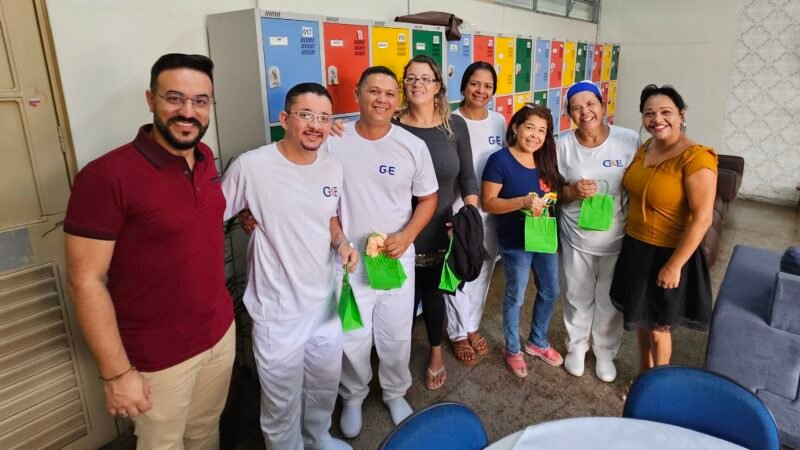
left=452, top=339, right=479, bottom=366
left=468, top=332, right=489, bottom=356
left=426, top=366, right=447, bottom=390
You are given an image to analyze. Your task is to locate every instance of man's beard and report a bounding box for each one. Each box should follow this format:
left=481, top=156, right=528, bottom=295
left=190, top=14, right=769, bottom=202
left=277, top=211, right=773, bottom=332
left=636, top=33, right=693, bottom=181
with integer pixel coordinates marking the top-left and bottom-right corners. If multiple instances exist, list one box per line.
left=154, top=115, right=208, bottom=150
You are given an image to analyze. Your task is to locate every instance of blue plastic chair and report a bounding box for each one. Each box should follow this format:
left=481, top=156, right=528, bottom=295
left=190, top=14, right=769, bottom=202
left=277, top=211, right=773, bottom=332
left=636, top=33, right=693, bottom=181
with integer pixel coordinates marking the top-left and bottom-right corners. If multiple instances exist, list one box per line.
left=623, top=365, right=780, bottom=450
left=378, top=402, right=488, bottom=450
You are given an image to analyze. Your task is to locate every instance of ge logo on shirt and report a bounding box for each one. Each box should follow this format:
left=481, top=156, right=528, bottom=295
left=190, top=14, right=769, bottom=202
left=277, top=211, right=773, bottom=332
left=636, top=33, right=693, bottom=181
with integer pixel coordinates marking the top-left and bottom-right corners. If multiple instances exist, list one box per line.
left=379, top=165, right=396, bottom=176
left=322, top=186, right=339, bottom=197
left=603, top=159, right=624, bottom=167
left=488, top=136, right=502, bottom=145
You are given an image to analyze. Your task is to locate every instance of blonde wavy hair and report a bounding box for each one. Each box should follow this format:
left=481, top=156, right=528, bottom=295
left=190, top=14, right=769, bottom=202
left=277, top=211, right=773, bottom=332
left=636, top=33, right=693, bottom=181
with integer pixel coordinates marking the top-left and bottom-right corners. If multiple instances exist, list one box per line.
left=397, top=55, right=454, bottom=139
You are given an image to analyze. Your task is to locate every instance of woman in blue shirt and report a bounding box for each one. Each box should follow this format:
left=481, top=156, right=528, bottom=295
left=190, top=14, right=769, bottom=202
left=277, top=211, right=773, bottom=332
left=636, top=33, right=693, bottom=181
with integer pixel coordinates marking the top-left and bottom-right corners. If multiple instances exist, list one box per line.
left=481, top=104, right=565, bottom=378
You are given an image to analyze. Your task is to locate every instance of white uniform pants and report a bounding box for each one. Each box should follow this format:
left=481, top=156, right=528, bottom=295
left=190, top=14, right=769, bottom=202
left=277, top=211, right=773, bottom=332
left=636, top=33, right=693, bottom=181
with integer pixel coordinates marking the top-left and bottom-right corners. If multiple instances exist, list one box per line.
left=337, top=257, right=415, bottom=404
left=445, top=219, right=498, bottom=342
left=252, top=302, right=343, bottom=450
left=561, top=244, right=623, bottom=360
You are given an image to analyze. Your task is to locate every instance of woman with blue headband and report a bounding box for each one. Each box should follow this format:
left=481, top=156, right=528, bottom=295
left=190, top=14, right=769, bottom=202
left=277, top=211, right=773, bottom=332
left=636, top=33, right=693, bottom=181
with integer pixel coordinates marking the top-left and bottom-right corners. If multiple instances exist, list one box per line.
left=557, top=80, right=640, bottom=382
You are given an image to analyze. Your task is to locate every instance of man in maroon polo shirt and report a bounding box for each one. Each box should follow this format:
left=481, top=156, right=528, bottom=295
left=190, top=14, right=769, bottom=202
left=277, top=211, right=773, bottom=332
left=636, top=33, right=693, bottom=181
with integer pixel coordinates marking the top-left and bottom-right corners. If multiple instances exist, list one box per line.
left=64, top=53, right=234, bottom=449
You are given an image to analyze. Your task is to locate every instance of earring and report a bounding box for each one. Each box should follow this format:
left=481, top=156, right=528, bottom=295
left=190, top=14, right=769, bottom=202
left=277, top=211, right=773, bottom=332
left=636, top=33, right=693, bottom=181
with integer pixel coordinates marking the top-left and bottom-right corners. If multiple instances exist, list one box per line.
left=680, top=122, right=687, bottom=133
left=434, top=96, right=439, bottom=108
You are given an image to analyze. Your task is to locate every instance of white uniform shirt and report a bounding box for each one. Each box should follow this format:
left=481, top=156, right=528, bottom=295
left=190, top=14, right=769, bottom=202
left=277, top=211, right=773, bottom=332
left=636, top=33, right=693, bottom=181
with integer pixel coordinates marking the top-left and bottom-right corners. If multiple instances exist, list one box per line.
left=328, top=122, right=438, bottom=279
left=557, top=125, right=640, bottom=255
left=222, top=143, right=343, bottom=323
left=451, top=109, right=506, bottom=220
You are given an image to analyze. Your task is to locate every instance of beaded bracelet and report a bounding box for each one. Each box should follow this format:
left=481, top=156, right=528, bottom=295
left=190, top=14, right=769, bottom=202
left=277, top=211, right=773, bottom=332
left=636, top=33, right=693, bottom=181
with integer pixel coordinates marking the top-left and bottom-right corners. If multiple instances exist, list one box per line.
left=99, top=365, right=136, bottom=382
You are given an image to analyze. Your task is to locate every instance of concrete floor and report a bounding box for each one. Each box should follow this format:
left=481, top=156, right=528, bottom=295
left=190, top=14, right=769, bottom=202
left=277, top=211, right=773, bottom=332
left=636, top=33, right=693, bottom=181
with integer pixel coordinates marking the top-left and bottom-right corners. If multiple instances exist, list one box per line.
left=104, top=199, right=800, bottom=449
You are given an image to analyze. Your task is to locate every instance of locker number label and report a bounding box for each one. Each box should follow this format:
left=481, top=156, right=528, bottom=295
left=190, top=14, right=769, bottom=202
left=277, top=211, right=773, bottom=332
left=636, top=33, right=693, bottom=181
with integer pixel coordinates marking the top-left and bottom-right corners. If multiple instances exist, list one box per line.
left=302, top=27, right=313, bottom=38
left=269, top=36, right=289, bottom=46
left=416, top=43, right=426, bottom=51
left=450, top=44, right=458, bottom=52
left=433, top=36, right=440, bottom=44
left=398, top=33, right=406, bottom=43
left=330, top=39, right=344, bottom=47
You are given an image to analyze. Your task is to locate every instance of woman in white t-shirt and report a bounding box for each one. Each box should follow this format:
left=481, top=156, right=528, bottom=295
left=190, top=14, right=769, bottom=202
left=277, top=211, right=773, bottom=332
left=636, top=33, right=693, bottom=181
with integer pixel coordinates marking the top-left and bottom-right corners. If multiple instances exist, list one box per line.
left=445, top=62, right=506, bottom=366
left=557, top=81, right=640, bottom=382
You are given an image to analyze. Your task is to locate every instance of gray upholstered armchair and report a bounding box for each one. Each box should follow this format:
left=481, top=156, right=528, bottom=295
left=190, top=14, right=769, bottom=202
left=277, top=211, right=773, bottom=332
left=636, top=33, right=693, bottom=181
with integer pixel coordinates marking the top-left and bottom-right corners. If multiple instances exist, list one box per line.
left=706, top=245, right=800, bottom=449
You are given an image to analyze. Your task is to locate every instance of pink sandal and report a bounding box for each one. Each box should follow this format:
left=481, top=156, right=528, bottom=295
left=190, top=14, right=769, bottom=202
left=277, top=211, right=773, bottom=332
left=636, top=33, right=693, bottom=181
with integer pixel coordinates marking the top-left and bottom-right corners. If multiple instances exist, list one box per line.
left=504, top=351, right=528, bottom=378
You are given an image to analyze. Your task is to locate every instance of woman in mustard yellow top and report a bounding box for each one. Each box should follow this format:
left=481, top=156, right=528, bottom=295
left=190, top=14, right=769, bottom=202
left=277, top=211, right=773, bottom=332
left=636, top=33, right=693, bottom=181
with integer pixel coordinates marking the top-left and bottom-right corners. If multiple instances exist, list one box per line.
left=610, top=85, right=718, bottom=374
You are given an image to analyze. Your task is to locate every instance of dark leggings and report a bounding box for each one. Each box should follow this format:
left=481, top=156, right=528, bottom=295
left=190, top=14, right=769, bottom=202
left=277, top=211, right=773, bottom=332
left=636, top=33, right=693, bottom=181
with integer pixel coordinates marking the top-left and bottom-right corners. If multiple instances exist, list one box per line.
left=414, top=264, right=445, bottom=347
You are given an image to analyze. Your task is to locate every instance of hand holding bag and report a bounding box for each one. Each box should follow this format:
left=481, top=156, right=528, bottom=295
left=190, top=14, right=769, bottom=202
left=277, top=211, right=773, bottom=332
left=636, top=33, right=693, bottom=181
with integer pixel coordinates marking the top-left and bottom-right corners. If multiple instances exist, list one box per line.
left=338, top=270, right=363, bottom=332
left=578, top=179, right=614, bottom=231
left=523, top=207, right=558, bottom=254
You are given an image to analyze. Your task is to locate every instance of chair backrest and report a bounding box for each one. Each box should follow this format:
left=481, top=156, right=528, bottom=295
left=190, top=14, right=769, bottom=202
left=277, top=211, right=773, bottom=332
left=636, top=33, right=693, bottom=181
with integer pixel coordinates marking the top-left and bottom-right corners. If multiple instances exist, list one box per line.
left=378, top=402, right=488, bottom=450
left=623, top=365, right=780, bottom=450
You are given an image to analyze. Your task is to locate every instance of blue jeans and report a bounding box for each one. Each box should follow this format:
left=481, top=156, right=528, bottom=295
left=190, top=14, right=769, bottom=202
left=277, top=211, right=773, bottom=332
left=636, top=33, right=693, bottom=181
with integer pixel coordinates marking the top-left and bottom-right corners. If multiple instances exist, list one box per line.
left=500, top=245, right=560, bottom=354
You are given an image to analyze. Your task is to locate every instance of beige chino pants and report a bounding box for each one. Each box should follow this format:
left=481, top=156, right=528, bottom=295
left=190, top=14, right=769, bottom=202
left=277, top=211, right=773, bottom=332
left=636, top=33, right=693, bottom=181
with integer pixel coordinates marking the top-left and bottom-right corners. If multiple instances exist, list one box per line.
left=133, top=322, right=235, bottom=450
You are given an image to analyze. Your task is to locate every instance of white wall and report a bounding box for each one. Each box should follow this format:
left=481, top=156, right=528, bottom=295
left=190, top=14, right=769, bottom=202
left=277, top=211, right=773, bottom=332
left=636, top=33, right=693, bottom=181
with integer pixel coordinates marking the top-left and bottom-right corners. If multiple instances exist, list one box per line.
left=597, top=0, right=745, bottom=151
left=46, top=0, right=597, bottom=168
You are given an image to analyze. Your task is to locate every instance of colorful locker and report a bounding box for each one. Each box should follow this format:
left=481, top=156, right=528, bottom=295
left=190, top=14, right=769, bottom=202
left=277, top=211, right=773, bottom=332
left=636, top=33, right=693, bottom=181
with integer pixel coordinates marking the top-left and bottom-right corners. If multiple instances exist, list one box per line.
left=513, top=92, right=532, bottom=113
left=560, top=87, right=572, bottom=132
left=601, top=44, right=612, bottom=81
left=607, top=80, right=617, bottom=116
left=562, top=41, right=576, bottom=87
left=547, top=88, right=562, bottom=136
left=473, top=34, right=495, bottom=65
left=600, top=82, right=609, bottom=118
left=534, top=39, right=550, bottom=91
left=611, top=44, right=620, bottom=80
left=591, top=43, right=602, bottom=82
left=371, top=25, right=411, bottom=84
left=514, top=37, right=533, bottom=93
left=411, top=26, right=444, bottom=70
left=575, top=42, right=588, bottom=82
left=261, top=17, right=323, bottom=124
left=584, top=42, right=594, bottom=81
left=549, top=40, right=564, bottom=89
left=495, top=95, right=514, bottom=125
left=446, top=34, right=472, bottom=104
left=323, top=22, right=370, bottom=116
left=532, top=90, right=548, bottom=108
left=495, top=36, right=515, bottom=96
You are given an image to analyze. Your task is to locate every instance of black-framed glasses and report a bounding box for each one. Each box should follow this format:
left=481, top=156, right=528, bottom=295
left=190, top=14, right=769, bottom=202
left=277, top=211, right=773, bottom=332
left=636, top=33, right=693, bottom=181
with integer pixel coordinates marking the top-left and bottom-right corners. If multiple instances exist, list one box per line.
left=403, top=76, right=438, bottom=86
left=287, top=110, right=333, bottom=124
left=156, top=92, right=214, bottom=109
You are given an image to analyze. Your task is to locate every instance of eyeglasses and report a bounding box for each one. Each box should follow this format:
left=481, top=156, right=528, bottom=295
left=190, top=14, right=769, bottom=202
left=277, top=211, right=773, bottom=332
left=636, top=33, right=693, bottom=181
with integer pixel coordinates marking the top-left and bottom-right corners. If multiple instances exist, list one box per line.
left=403, top=76, right=437, bottom=86
left=287, top=110, right=333, bottom=124
left=156, top=92, right=213, bottom=109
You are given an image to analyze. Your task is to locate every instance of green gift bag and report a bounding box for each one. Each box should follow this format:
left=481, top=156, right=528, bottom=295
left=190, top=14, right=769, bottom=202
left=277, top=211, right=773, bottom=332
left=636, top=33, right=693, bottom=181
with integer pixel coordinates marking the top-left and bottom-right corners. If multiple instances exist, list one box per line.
left=363, top=253, right=407, bottom=290
left=438, top=235, right=461, bottom=293
left=523, top=208, right=558, bottom=254
left=578, top=180, right=614, bottom=231
left=338, top=270, right=363, bottom=332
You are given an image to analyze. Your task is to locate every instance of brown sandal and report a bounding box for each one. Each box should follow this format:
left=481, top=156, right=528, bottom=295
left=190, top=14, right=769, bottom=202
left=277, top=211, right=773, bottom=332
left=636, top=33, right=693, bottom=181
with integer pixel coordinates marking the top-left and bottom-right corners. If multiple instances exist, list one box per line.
left=468, top=332, right=489, bottom=356
left=452, top=339, right=479, bottom=366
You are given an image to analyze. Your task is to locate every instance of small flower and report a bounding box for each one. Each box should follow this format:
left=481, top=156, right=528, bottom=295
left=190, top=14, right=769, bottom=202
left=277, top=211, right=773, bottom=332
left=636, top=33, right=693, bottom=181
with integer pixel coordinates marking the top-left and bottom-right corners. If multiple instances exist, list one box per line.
left=366, top=233, right=388, bottom=257
left=539, top=179, right=551, bottom=193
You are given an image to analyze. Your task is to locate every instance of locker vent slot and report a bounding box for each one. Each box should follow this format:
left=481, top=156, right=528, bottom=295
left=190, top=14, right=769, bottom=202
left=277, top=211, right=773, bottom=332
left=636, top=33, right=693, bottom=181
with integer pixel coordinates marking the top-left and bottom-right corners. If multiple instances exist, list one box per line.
left=0, top=265, right=87, bottom=449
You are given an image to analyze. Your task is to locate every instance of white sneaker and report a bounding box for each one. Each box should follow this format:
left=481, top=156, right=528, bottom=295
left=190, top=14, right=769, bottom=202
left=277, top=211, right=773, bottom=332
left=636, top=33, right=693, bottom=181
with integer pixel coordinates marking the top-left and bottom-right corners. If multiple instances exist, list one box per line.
left=323, top=437, right=353, bottom=450
left=564, top=351, right=585, bottom=377
left=595, top=358, right=617, bottom=383
left=384, top=397, right=413, bottom=425
left=339, top=403, right=362, bottom=438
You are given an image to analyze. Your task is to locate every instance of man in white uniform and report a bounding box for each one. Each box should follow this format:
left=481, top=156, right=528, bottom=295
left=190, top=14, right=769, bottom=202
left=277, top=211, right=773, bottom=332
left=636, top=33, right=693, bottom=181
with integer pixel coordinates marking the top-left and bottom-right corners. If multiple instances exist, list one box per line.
left=222, top=83, right=358, bottom=450
left=557, top=80, right=640, bottom=382
left=331, top=66, right=438, bottom=438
